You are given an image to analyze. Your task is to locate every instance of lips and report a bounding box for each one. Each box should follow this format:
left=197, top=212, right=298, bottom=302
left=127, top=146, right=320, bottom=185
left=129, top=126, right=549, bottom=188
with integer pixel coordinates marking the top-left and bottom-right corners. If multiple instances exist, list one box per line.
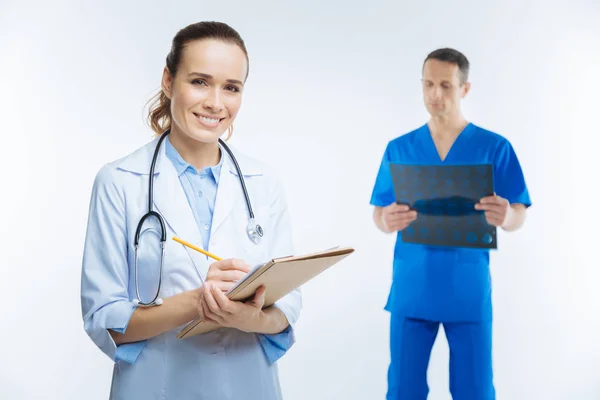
left=193, top=112, right=224, bottom=128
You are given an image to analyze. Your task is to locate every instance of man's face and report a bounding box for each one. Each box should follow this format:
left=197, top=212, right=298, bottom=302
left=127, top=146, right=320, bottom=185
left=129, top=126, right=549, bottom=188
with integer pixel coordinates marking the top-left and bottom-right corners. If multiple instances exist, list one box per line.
left=422, top=59, right=470, bottom=118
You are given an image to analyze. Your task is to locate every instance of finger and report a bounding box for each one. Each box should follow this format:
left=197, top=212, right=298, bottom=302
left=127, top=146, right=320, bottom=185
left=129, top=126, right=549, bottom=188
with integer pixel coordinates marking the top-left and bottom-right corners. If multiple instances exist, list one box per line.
left=212, top=285, right=235, bottom=313
left=387, top=211, right=417, bottom=222
left=203, top=303, right=225, bottom=325
left=478, top=195, right=495, bottom=204
left=197, top=299, right=206, bottom=321
left=386, top=216, right=417, bottom=227
left=204, top=281, right=234, bottom=293
left=213, top=269, right=248, bottom=282
left=484, top=210, right=505, bottom=220
left=216, top=282, right=236, bottom=293
left=485, top=212, right=504, bottom=226
left=200, top=297, right=212, bottom=322
left=475, top=203, right=503, bottom=212
left=485, top=219, right=502, bottom=227
left=480, top=195, right=505, bottom=205
left=251, top=286, right=266, bottom=309
left=210, top=281, right=231, bottom=292
left=216, top=259, right=251, bottom=273
left=204, top=283, right=228, bottom=317
left=383, top=208, right=415, bottom=217
left=389, top=203, right=410, bottom=212
left=388, top=220, right=413, bottom=231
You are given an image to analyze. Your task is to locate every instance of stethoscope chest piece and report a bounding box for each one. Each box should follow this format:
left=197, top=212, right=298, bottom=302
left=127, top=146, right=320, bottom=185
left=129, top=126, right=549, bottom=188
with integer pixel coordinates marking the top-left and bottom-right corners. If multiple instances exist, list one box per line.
left=246, top=218, right=264, bottom=245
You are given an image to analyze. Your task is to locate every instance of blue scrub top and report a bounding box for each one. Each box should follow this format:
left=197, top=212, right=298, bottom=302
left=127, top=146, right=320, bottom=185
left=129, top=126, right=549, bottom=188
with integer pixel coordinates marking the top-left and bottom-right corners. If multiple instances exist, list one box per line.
left=370, top=123, right=531, bottom=322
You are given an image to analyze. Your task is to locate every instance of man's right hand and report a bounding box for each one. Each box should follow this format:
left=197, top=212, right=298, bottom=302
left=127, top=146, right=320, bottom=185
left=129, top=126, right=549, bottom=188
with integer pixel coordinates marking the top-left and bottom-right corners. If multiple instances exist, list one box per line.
left=377, top=203, right=418, bottom=233
left=205, top=258, right=251, bottom=293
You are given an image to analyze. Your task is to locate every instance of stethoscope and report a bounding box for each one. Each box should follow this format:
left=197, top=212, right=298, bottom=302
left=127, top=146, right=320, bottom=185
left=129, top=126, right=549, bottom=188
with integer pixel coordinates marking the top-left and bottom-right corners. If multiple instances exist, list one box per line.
left=133, top=129, right=263, bottom=307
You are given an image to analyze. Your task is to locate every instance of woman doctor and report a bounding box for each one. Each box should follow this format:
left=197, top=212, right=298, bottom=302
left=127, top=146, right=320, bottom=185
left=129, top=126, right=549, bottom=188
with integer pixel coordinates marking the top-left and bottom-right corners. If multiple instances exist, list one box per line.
left=80, top=21, right=301, bottom=399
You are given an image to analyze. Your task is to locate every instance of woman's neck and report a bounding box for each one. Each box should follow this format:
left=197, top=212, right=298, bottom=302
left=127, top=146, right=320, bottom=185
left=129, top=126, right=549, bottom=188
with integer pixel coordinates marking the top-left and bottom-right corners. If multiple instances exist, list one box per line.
left=168, top=127, right=221, bottom=171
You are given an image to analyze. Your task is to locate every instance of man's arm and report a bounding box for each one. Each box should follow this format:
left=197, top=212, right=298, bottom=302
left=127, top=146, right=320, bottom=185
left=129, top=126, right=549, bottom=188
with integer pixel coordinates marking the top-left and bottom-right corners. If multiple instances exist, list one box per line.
left=502, top=203, right=527, bottom=232
left=373, top=206, right=388, bottom=233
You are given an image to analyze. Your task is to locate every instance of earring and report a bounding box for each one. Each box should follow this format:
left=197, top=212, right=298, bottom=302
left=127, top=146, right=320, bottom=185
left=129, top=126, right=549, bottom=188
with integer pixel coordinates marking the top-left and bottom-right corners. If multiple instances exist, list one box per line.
left=226, top=124, right=234, bottom=141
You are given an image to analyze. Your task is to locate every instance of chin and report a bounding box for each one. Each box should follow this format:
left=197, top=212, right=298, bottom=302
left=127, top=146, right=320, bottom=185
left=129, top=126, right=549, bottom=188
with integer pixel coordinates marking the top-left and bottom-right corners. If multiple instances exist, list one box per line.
left=429, top=108, right=447, bottom=117
left=187, top=129, right=224, bottom=144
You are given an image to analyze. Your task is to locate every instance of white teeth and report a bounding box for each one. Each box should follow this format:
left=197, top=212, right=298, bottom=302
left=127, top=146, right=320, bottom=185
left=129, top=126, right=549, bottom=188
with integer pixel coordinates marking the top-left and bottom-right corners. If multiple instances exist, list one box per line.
left=198, top=115, right=219, bottom=124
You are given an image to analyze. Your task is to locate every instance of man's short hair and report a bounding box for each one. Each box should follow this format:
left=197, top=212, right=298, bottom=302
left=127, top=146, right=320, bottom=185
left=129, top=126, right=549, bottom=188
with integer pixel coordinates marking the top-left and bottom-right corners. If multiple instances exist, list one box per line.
left=424, top=48, right=470, bottom=83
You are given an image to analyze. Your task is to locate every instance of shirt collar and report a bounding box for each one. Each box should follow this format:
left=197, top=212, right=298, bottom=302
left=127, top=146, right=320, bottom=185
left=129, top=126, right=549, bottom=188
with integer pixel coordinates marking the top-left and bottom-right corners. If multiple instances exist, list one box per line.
left=165, top=136, right=223, bottom=182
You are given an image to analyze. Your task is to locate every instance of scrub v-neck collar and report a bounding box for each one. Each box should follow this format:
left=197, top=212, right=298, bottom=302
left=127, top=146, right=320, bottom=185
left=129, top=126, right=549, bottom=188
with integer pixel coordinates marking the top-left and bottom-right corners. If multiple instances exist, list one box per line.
left=421, top=122, right=474, bottom=164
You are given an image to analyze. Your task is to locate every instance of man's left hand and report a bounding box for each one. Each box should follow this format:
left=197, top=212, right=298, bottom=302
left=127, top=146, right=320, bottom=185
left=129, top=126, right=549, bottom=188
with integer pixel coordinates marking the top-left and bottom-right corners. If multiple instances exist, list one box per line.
left=475, top=195, right=512, bottom=228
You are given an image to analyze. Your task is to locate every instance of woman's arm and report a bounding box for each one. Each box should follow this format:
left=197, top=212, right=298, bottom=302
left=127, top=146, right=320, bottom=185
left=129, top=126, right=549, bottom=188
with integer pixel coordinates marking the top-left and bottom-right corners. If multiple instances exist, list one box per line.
left=109, top=289, right=200, bottom=345
left=111, top=255, right=257, bottom=344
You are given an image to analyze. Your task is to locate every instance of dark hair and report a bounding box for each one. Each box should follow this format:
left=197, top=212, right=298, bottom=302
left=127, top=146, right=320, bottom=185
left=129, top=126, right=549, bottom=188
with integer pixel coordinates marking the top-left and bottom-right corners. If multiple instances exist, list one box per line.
left=146, top=21, right=249, bottom=135
left=423, top=48, right=469, bottom=84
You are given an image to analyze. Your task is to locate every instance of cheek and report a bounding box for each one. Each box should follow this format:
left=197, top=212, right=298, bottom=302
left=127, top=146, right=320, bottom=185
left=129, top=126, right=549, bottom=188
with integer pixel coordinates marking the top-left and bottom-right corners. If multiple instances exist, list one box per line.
left=226, top=97, right=243, bottom=118
left=172, top=87, right=205, bottom=113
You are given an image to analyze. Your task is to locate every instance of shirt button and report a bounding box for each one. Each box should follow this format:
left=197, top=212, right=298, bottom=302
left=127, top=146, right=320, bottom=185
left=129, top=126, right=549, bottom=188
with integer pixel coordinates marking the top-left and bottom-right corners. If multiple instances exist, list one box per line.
left=198, top=190, right=203, bottom=197
left=204, top=224, right=210, bottom=231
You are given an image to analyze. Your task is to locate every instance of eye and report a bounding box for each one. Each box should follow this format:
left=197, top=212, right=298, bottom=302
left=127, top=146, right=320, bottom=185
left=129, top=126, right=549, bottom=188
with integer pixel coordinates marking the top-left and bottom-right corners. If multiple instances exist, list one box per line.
left=191, top=79, right=208, bottom=86
left=225, top=85, right=240, bottom=93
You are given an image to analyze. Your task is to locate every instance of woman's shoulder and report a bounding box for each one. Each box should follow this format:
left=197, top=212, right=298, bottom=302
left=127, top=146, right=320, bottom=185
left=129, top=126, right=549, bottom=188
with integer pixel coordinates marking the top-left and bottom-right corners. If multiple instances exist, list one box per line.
left=225, top=145, right=288, bottom=202
left=226, top=145, right=281, bottom=181
left=92, top=139, right=159, bottom=189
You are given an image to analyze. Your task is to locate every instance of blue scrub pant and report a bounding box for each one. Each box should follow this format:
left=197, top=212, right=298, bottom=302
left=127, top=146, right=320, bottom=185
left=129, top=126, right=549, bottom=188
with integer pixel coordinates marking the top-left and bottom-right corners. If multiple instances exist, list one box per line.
left=386, top=315, right=495, bottom=400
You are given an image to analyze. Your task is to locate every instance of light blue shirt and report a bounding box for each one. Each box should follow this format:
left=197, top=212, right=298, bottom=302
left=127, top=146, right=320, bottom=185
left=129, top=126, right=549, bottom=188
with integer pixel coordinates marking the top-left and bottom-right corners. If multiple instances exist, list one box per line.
left=113, top=138, right=292, bottom=365
left=165, top=137, right=222, bottom=252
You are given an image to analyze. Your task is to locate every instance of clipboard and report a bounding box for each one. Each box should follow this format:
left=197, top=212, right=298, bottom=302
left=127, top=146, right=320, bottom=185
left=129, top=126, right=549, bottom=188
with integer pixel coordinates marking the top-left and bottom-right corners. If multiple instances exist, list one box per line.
left=177, top=246, right=355, bottom=339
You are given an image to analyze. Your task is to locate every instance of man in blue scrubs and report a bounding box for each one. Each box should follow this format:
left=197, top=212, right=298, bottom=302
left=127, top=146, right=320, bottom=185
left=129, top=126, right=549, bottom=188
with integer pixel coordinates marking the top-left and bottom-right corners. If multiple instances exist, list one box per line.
left=371, top=48, right=531, bottom=400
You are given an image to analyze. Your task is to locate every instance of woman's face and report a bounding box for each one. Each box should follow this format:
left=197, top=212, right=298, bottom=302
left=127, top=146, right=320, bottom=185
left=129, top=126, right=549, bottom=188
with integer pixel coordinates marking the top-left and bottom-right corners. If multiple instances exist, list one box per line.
left=162, top=38, right=248, bottom=143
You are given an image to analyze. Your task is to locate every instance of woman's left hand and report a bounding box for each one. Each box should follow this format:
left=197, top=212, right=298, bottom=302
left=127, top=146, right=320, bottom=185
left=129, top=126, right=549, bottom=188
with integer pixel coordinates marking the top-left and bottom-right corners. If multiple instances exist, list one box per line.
left=199, top=282, right=266, bottom=333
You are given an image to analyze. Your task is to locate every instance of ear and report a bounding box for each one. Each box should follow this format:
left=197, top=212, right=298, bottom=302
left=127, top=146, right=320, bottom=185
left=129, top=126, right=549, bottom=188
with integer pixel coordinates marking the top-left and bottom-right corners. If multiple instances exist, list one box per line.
left=161, top=67, right=173, bottom=99
left=461, top=81, right=471, bottom=98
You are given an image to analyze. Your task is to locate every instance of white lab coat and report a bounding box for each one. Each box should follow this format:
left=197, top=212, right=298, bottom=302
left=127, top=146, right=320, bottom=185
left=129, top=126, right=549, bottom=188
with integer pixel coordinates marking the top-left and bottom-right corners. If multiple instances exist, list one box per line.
left=81, top=137, right=302, bottom=400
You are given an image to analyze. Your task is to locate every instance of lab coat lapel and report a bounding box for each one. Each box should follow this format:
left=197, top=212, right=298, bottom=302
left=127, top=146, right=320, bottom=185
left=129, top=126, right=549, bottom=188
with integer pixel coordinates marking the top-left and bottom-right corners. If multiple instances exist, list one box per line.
left=152, top=148, right=209, bottom=281
left=210, top=156, right=239, bottom=241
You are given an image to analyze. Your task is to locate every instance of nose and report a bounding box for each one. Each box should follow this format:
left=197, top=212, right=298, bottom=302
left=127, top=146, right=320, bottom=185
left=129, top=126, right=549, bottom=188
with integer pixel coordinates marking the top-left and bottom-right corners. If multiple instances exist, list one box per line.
left=203, top=88, right=223, bottom=112
left=432, top=85, right=443, bottom=100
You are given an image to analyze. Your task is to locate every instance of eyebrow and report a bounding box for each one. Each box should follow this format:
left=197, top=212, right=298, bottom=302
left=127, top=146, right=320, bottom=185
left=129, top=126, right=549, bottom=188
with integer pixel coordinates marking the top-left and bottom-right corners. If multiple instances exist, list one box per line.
left=423, top=79, right=452, bottom=84
left=188, top=72, right=244, bottom=86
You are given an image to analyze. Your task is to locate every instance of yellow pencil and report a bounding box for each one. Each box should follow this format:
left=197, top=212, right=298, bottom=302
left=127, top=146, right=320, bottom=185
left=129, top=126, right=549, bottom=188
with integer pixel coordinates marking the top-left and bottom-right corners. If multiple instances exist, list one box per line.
left=172, top=236, right=222, bottom=261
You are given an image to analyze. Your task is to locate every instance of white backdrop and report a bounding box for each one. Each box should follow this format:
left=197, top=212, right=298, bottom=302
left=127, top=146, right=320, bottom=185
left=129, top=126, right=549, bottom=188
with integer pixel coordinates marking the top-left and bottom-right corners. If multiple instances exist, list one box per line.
left=1, top=0, right=599, bottom=399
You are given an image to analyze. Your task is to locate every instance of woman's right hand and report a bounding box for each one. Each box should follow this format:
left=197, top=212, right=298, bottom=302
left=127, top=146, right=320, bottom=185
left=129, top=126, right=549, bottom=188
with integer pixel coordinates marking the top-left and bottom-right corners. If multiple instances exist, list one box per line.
left=205, top=258, right=251, bottom=293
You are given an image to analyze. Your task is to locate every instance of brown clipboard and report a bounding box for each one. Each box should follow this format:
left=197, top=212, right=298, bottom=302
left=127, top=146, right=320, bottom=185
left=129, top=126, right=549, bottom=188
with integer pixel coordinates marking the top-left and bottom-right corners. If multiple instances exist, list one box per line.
left=177, top=246, right=355, bottom=339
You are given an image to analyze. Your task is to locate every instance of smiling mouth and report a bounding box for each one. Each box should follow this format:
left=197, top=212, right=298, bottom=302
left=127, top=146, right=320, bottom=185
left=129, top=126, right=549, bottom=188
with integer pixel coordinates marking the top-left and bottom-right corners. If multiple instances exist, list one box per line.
left=193, top=113, right=225, bottom=127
